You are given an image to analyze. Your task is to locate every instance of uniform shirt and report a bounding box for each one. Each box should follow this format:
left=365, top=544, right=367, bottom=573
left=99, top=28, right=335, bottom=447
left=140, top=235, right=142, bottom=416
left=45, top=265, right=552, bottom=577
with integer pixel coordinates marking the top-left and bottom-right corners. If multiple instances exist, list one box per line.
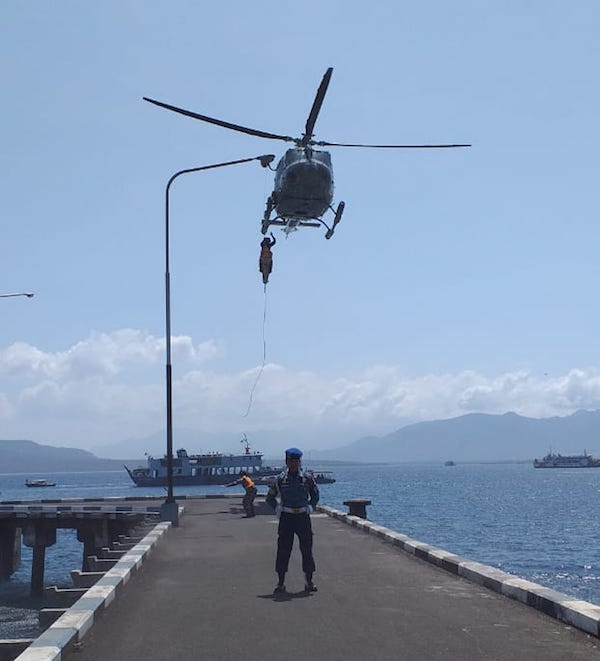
left=241, top=475, right=255, bottom=490
left=266, top=468, right=319, bottom=510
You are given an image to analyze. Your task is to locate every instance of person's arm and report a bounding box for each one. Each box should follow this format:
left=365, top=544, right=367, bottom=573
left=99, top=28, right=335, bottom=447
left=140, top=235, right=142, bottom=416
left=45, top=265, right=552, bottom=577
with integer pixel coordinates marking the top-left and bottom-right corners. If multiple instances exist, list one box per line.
left=270, top=233, right=276, bottom=247
left=224, top=478, right=241, bottom=488
left=265, top=480, right=278, bottom=510
left=308, top=475, right=319, bottom=509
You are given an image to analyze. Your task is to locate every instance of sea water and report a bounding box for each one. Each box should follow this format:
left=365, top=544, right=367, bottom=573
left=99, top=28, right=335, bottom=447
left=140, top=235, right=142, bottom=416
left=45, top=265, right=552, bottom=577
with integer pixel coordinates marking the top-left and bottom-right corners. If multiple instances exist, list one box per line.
left=2, top=462, right=600, bottom=638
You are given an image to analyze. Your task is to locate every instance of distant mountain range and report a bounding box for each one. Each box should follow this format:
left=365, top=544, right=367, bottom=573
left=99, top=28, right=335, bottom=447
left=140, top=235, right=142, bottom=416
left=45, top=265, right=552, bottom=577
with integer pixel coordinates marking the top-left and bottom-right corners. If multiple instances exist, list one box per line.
left=305, top=410, right=600, bottom=462
left=0, top=439, right=140, bottom=474
left=3, top=410, right=600, bottom=472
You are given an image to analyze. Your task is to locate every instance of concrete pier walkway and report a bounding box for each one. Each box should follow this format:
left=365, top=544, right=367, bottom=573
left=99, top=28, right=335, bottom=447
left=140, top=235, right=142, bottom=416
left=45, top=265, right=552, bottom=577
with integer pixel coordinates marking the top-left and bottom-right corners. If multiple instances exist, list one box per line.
left=50, top=496, right=598, bottom=661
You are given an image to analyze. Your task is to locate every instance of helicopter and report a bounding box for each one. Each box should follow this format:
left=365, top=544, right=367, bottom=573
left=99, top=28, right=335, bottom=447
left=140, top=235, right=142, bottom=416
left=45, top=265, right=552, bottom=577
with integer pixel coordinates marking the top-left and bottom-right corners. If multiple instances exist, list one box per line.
left=143, top=68, right=470, bottom=239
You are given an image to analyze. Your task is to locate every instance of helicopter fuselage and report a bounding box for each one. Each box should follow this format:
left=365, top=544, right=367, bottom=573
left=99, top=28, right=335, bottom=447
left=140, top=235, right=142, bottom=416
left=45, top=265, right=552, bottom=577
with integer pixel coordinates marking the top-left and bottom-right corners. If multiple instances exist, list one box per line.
left=273, top=148, right=334, bottom=219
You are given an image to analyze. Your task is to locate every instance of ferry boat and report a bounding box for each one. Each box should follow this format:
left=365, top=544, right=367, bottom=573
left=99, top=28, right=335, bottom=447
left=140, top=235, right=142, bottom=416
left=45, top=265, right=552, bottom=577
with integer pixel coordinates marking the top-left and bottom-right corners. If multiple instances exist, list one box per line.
left=124, top=437, right=281, bottom=487
left=533, top=450, right=600, bottom=468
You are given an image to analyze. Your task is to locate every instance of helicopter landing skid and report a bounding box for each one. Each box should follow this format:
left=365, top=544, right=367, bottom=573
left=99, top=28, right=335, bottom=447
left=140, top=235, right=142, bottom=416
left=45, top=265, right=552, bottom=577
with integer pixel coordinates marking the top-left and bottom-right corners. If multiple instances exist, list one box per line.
left=324, top=201, right=345, bottom=240
left=263, top=217, right=321, bottom=233
left=261, top=201, right=344, bottom=239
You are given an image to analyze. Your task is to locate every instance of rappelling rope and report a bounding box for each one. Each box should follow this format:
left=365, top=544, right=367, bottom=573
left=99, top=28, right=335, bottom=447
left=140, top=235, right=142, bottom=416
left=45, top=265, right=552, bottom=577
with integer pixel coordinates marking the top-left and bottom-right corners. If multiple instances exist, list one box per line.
left=242, top=283, right=268, bottom=417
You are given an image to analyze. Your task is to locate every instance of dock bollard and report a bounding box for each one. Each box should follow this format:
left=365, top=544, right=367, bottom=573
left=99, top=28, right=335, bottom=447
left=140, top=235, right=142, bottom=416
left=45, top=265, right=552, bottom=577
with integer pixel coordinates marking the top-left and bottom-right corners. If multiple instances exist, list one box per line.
left=343, top=499, right=371, bottom=519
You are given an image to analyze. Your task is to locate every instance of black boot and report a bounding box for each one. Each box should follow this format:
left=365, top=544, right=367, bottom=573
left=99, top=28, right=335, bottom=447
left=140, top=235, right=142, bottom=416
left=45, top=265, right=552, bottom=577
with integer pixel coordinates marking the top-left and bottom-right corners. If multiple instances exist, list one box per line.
left=273, top=573, right=286, bottom=594
left=304, top=573, right=317, bottom=593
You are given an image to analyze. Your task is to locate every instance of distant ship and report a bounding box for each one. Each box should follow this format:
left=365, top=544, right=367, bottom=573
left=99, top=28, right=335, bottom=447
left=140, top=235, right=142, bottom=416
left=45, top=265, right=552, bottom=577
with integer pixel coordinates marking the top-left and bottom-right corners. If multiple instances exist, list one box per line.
left=125, top=437, right=281, bottom=487
left=533, top=450, right=600, bottom=468
left=25, top=479, right=56, bottom=487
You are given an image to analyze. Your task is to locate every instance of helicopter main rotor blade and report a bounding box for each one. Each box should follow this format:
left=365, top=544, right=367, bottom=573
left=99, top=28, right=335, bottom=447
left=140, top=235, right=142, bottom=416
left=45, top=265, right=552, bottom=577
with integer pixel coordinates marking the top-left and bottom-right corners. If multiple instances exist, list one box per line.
left=301, top=68, right=333, bottom=147
left=313, top=141, right=471, bottom=148
left=143, top=97, right=295, bottom=143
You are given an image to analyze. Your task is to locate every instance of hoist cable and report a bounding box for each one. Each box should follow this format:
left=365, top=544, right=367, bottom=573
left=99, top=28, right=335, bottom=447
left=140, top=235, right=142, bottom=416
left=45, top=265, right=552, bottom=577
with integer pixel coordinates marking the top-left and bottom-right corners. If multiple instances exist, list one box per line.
left=242, top=283, right=268, bottom=417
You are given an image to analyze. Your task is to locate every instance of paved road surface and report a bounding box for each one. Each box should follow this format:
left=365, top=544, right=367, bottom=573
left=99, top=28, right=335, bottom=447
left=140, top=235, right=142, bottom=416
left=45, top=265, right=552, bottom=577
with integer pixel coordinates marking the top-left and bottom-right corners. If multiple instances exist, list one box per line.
left=63, top=497, right=600, bottom=661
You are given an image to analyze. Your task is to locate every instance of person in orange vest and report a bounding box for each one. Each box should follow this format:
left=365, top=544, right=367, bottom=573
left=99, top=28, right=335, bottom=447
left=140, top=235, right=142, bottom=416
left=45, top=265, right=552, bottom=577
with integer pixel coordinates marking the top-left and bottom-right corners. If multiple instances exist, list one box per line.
left=225, top=471, right=258, bottom=517
left=259, top=233, right=276, bottom=284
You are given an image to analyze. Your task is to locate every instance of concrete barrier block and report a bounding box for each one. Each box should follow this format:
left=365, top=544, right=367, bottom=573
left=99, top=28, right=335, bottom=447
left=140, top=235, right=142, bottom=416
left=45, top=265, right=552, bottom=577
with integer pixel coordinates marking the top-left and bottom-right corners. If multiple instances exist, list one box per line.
left=25, top=624, right=77, bottom=655
left=96, top=573, right=124, bottom=588
left=427, top=549, right=463, bottom=575
left=502, top=577, right=541, bottom=604
left=68, top=595, right=107, bottom=613
left=85, top=583, right=117, bottom=608
left=560, top=599, right=600, bottom=636
left=459, top=560, right=510, bottom=592
left=53, top=610, right=94, bottom=640
left=403, top=540, right=433, bottom=560
left=109, top=558, right=137, bottom=577
left=525, top=584, right=571, bottom=619
left=13, top=643, right=61, bottom=660
left=367, top=524, right=389, bottom=539
left=385, top=531, right=409, bottom=548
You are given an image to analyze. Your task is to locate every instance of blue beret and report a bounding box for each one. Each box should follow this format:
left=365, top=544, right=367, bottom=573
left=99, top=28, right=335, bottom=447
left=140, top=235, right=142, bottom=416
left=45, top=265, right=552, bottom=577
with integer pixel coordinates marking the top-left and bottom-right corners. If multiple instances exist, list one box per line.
left=285, top=447, right=303, bottom=458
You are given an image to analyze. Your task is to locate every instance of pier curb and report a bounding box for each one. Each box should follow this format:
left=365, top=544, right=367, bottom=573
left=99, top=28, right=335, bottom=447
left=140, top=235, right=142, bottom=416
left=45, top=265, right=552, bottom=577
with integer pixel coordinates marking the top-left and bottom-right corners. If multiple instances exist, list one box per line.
left=13, top=510, right=181, bottom=661
left=318, top=504, right=600, bottom=638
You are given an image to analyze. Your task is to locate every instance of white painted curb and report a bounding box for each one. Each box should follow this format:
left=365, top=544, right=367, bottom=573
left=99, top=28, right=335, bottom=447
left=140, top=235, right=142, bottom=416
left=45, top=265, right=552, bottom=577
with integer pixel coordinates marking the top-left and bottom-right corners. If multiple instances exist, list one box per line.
left=13, top=515, right=177, bottom=660
left=318, top=505, right=600, bottom=638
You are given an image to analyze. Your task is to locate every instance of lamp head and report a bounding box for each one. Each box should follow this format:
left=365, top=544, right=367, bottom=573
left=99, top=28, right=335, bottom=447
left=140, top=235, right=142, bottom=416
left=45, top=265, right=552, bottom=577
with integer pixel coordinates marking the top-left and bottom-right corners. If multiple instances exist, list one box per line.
left=258, top=154, right=276, bottom=168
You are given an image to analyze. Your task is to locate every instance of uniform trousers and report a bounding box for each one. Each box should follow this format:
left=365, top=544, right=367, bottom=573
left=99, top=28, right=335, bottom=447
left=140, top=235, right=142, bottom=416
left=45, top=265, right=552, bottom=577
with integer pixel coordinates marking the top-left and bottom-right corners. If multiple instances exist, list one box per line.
left=275, top=511, right=315, bottom=575
left=242, top=487, right=257, bottom=516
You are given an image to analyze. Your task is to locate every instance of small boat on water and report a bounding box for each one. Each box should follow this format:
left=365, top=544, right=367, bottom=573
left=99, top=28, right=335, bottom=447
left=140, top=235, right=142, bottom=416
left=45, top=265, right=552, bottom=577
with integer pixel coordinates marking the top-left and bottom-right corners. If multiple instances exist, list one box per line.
left=25, top=479, right=56, bottom=487
left=310, top=470, right=336, bottom=484
left=444, top=460, right=456, bottom=466
left=533, top=450, right=600, bottom=468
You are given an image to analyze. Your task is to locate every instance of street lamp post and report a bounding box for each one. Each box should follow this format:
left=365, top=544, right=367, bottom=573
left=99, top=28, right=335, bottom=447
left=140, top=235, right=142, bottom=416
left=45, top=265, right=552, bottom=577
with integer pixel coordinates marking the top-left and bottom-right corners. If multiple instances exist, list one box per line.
left=0, top=293, right=34, bottom=298
left=160, top=154, right=274, bottom=526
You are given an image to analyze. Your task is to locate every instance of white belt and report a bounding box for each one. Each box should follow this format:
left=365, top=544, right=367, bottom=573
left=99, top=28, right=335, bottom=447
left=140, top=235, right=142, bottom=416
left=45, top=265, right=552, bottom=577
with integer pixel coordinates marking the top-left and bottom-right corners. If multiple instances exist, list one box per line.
left=281, top=506, right=309, bottom=514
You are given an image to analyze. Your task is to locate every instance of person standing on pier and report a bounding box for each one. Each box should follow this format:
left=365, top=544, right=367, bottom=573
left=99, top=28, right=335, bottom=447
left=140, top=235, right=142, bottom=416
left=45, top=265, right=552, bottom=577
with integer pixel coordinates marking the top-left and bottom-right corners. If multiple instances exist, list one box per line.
left=266, top=447, right=319, bottom=594
left=225, top=471, right=257, bottom=517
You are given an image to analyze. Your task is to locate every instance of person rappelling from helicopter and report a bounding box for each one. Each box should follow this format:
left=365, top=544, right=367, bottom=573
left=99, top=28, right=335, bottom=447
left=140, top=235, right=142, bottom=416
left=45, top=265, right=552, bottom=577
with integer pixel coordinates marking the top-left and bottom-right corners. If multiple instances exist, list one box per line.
left=259, top=232, right=276, bottom=284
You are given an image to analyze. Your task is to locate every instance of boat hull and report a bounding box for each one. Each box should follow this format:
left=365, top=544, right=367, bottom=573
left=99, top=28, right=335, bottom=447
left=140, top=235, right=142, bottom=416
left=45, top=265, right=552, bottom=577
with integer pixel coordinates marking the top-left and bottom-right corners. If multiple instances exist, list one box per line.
left=127, top=471, right=279, bottom=487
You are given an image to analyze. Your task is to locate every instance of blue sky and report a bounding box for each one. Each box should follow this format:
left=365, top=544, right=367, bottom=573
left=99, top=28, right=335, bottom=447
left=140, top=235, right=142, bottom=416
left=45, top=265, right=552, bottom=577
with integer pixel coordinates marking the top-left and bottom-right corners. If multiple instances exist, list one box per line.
left=2, top=1, right=600, bottom=455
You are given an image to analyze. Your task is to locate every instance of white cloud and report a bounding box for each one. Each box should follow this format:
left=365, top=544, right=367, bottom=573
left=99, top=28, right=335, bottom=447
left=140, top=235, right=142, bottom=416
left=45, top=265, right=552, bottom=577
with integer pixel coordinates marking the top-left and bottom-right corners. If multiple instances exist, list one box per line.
left=0, top=330, right=216, bottom=381
left=1, top=330, right=600, bottom=448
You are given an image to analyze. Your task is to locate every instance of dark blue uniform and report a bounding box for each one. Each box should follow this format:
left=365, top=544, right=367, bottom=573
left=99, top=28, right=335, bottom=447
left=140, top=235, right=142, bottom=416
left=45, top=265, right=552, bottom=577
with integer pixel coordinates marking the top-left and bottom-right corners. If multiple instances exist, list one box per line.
left=267, top=467, right=319, bottom=582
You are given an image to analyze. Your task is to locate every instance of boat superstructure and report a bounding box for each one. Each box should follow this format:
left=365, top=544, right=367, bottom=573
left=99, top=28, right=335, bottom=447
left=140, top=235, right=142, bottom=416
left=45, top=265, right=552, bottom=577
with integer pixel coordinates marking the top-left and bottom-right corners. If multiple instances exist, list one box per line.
left=125, top=439, right=281, bottom=487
